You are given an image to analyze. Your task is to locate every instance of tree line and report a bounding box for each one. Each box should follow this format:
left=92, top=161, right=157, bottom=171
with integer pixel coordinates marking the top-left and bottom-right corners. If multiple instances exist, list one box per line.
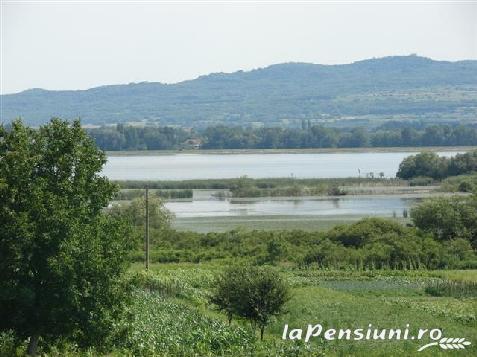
left=397, top=150, right=477, bottom=180
left=87, top=123, right=477, bottom=150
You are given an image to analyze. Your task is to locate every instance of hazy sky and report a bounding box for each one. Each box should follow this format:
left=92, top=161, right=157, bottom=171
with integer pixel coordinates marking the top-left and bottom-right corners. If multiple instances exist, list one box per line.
left=1, top=0, right=476, bottom=94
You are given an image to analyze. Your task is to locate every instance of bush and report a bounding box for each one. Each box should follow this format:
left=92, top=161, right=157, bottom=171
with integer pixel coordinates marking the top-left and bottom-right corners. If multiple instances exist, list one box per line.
left=458, top=180, right=475, bottom=193
left=327, top=218, right=407, bottom=248
left=0, top=330, right=19, bottom=357
left=411, top=196, right=477, bottom=248
left=211, top=265, right=290, bottom=340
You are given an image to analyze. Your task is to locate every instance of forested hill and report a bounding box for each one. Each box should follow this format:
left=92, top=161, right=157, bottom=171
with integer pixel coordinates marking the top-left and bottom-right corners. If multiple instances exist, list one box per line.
left=2, top=55, right=477, bottom=127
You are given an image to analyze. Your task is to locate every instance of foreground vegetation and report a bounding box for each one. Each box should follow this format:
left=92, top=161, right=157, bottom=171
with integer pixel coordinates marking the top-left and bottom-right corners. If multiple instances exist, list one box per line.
left=2, top=266, right=475, bottom=356
left=2, top=119, right=476, bottom=356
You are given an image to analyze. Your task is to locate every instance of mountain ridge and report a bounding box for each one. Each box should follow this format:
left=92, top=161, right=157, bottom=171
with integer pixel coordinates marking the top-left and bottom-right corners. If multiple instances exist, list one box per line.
left=2, top=55, right=477, bottom=127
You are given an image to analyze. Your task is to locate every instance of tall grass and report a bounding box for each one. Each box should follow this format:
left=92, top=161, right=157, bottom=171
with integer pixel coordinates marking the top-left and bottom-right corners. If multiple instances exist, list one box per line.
left=114, top=177, right=407, bottom=190
left=425, top=279, right=477, bottom=298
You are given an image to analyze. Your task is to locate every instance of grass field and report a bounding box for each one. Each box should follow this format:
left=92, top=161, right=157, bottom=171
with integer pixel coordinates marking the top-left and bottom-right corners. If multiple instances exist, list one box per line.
left=123, top=264, right=477, bottom=356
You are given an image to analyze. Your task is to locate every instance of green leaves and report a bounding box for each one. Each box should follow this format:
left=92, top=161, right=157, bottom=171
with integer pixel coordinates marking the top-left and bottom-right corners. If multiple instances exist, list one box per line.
left=119, top=290, right=255, bottom=356
left=211, top=265, right=290, bottom=339
left=0, top=119, right=134, bottom=352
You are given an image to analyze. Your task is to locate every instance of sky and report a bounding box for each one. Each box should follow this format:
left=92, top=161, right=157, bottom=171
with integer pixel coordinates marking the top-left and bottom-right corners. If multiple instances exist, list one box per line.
left=1, top=0, right=476, bottom=94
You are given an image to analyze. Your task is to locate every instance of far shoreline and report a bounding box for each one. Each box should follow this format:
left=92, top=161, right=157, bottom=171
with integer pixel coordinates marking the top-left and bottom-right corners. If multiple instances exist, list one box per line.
left=106, top=146, right=476, bottom=156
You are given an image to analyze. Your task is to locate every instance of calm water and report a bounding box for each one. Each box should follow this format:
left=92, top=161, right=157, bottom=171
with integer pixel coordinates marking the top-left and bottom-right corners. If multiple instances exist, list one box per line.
left=104, top=151, right=460, bottom=180
left=165, top=196, right=420, bottom=218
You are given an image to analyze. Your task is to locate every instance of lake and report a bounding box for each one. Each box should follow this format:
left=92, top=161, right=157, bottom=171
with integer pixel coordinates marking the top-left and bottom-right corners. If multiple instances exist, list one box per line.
left=166, top=195, right=420, bottom=219
left=167, top=194, right=427, bottom=232
left=104, top=151, right=461, bottom=180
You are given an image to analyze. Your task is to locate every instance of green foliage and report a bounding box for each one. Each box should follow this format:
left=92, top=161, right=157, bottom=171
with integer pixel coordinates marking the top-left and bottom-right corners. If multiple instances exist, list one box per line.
left=116, top=177, right=403, bottom=199
left=441, top=174, right=477, bottom=193
left=127, top=270, right=211, bottom=303
left=397, top=150, right=477, bottom=180
left=135, top=215, right=477, bottom=270
left=109, top=196, right=173, bottom=246
left=0, top=330, right=21, bottom=356
left=425, top=279, right=477, bottom=298
left=0, top=119, right=134, bottom=354
left=411, top=196, right=477, bottom=248
left=264, top=239, right=287, bottom=265
left=115, top=189, right=193, bottom=201
left=327, top=218, right=406, bottom=247
left=119, top=290, right=255, bottom=356
left=85, top=123, right=477, bottom=150
left=113, top=196, right=173, bottom=230
left=397, top=152, right=448, bottom=180
left=211, top=265, right=290, bottom=340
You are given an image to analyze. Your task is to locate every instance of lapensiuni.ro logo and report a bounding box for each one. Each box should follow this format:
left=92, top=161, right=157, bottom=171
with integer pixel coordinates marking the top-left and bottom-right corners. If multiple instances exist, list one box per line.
left=282, top=324, right=472, bottom=352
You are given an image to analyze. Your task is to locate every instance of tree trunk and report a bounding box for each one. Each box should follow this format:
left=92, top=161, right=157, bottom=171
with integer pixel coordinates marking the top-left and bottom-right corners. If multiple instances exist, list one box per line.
left=27, top=334, right=39, bottom=356
left=260, top=326, right=265, bottom=341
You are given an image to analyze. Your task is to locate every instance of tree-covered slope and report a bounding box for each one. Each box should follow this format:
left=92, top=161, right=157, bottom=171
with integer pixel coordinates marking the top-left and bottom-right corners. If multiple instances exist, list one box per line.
left=2, top=55, right=477, bottom=126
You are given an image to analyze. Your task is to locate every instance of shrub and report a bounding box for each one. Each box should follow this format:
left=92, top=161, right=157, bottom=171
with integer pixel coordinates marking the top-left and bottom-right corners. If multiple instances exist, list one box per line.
left=458, top=180, right=475, bottom=193
left=211, top=265, right=290, bottom=340
left=327, top=218, right=407, bottom=248
left=411, top=196, right=477, bottom=248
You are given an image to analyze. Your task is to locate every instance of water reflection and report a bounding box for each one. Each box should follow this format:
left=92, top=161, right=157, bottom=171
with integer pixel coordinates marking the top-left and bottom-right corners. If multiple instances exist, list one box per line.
left=165, top=196, right=420, bottom=219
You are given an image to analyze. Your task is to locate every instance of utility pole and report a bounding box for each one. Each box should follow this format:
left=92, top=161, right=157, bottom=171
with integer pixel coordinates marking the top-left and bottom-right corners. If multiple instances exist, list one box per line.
left=145, top=187, right=149, bottom=270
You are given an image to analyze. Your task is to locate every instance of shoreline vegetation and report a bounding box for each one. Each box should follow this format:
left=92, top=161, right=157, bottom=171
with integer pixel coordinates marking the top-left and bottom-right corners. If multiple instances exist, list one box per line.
left=86, top=121, right=477, bottom=152
left=113, top=177, right=461, bottom=200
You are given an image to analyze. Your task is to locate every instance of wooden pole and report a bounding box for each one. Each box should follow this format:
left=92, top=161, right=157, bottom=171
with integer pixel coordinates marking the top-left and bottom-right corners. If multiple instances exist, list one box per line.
left=145, top=187, right=149, bottom=270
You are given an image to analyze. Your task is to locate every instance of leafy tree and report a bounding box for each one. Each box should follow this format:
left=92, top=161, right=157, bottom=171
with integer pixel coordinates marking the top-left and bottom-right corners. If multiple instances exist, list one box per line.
left=411, top=196, right=477, bottom=248
left=397, top=150, right=477, bottom=181
left=86, top=124, right=477, bottom=151
left=110, top=196, right=173, bottom=244
left=0, top=119, right=134, bottom=355
left=396, top=152, right=448, bottom=180
left=301, top=239, right=348, bottom=268
left=210, top=266, right=245, bottom=324
left=211, top=265, right=289, bottom=340
left=264, top=238, right=286, bottom=265
left=449, top=150, right=477, bottom=176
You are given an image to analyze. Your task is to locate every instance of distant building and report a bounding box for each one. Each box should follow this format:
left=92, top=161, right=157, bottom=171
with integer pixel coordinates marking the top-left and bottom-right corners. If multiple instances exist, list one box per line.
left=182, top=138, right=202, bottom=149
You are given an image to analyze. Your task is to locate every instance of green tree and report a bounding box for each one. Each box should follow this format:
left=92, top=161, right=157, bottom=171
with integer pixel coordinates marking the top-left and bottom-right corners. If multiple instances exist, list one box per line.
left=264, top=238, right=286, bottom=265
left=0, top=119, right=134, bottom=355
left=210, top=266, right=245, bottom=324
left=396, top=152, right=448, bottom=180
left=211, top=265, right=289, bottom=340
left=411, top=196, right=477, bottom=248
left=111, top=196, right=173, bottom=244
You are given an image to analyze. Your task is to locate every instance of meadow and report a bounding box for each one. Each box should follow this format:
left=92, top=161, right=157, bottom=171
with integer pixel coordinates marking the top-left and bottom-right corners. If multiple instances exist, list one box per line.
left=57, top=264, right=477, bottom=356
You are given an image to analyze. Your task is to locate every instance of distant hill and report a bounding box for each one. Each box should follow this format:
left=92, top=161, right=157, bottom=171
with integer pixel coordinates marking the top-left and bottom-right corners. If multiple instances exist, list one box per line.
left=2, top=55, right=477, bottom=127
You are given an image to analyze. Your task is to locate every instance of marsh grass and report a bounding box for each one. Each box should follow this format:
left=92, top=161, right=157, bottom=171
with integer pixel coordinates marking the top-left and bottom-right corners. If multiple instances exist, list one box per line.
left=425, top=279, right=477, bottom=298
